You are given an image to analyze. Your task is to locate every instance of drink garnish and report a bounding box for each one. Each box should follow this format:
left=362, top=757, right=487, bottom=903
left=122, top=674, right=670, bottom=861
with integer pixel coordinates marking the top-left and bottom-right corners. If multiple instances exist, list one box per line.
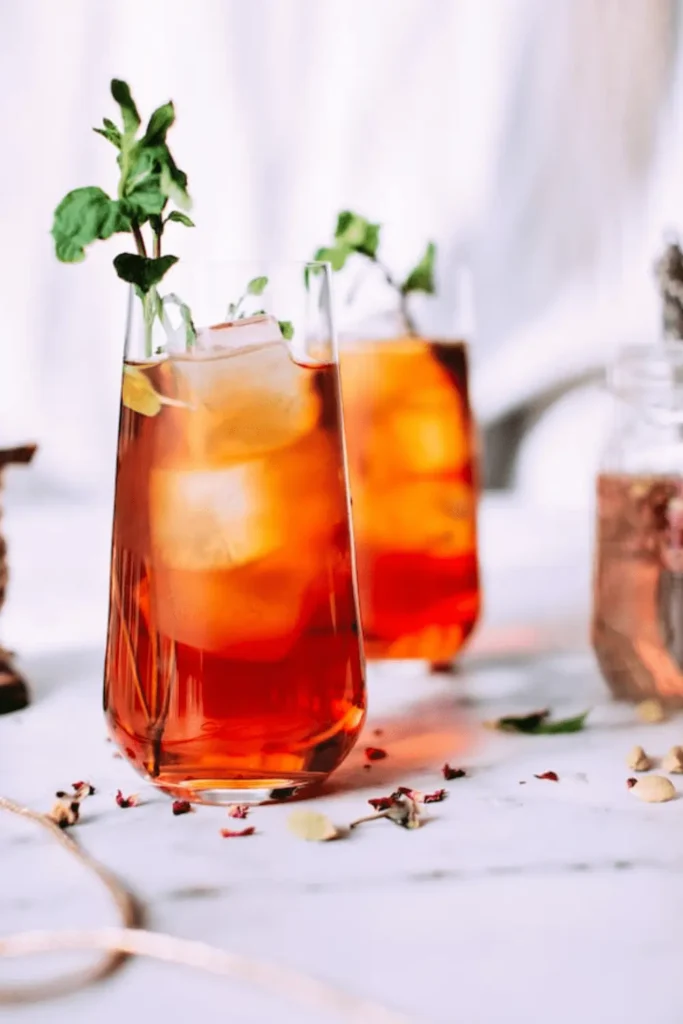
left=51, top=80, right=195, bottom=354
left=313, top=210, right=437, bottom=335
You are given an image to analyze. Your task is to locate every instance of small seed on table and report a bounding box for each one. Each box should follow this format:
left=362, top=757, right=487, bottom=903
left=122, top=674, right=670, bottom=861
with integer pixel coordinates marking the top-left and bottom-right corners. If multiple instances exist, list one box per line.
left=630, top=775, right=676, bottom=803
left=626, top=745, right=652, bottom=772
left=662, top=746, right=683, bottom=774
left=636, top=699, right=666, bottom=724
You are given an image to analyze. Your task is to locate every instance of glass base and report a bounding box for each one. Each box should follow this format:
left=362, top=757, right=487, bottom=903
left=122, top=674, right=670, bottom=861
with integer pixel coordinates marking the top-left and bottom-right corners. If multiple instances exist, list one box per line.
left=154, top=775, right=322, bottom=806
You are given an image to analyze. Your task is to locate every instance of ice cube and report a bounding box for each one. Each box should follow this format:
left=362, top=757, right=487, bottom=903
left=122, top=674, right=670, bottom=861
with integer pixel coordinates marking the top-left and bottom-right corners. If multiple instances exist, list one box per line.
left=167, top=340, right=320, bottom=464
left=195, top=314, right=285, bottom=353
left=149, top=460, right=288, bottom=571
left=151, top=554, right=314, bottom=658
left=361, top=387, right=468, bottom=484
left=353, top=479, right=476, bottom=556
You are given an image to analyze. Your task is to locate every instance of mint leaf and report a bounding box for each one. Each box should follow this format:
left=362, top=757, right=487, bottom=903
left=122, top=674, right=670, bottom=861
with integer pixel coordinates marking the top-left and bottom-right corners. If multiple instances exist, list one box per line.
left=165, top=211, right=194, bottom=227
left=278, top=320, right=294, bottom=340
left=490, top=709, right=590, bottom=735
left=334, top=211, right=381, bottom=257
left=247, top=276, right=268, bottom=296
left=143, top=102, right=175, bottom=146
left=335, top=211, right=368, bottom=247
left=162, top=292, right=197, bottom=348
left=111, top=79, right=140, bottom=135
left=357, top=222, right=380, bottom=258
left=52, top=187, right=130, bottom=263
left=533, top=711, right=590, bottom=735
left=93, top=118, right=121, bottom=148
left=402, top=241, right=436, bottom=295
left=113, top=253, right=178, bottom=295
left=315, top=245, right=352, bottom=272
left=160, top=160, right=191, bottom=211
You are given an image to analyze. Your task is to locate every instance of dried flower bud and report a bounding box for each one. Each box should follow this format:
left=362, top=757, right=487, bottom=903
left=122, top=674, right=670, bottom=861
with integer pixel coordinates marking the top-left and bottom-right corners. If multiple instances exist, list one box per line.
left=116, top=790, right=138, bottom=809
left=662, top=746, right=683, bottom=773
left=626, top=746, right=653, bottom=772
left=48, top=799, right=80, bottom=829
left=172, top=800, right=192, bottom=816
left=227, top=804, right=250, bottom=819
left=630, top=775, right=676, bottom=803
left=636, top=699, right=666, bottom=724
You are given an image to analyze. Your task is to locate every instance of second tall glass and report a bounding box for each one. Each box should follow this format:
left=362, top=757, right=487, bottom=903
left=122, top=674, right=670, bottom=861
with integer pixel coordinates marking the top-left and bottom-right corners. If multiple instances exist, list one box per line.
left=340, top=296, right=481, bottom=661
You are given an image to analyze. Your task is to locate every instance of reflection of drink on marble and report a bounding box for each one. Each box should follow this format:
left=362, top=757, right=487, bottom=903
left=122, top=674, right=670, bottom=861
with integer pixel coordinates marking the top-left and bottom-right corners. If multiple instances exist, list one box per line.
left=592, top=473, right=683, bottom=704
left=104, top=317, right=365, bottom=800
left=341, top=337, right=480, bottom=660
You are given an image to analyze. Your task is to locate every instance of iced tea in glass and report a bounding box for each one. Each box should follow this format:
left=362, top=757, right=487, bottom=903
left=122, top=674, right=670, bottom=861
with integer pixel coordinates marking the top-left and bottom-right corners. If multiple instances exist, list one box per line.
left=104, top=263, right=366, bottom=802
left=340, top=333, right=480, bottom=660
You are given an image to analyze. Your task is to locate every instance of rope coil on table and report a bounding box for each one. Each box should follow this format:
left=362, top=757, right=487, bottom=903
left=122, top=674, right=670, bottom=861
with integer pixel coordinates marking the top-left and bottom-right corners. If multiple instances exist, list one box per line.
left=0, top=796, right=413, bottom=1023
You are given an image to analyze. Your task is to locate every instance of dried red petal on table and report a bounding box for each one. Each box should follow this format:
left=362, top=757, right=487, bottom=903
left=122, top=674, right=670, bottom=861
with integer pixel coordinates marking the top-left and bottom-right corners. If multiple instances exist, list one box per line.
left=423, top=788, right=447, bottom=803
left=626, top=777, right=638, bottom=789
left=172, top=800, right=192, bottom=816
left=534, top=771, right=559, bottom=782
left=442, top=764, right=467, bottom=780
left=72, top=781, right=96, bottom=795
left=227, top=804, right=249, bottom=819
left=365, top=747, right=387, bottom=762
left=220, top=827, right=256, bottom=838
left=396, top=786, right=424, bottom=802
left=116, top=790, right=139, bottom=808
left=368, top=796, right=395, bottom=811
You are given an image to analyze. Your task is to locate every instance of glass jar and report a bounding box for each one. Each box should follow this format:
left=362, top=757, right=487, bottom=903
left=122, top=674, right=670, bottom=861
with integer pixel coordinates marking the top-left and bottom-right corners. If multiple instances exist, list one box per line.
left=592, top=343, right=683, bottom=704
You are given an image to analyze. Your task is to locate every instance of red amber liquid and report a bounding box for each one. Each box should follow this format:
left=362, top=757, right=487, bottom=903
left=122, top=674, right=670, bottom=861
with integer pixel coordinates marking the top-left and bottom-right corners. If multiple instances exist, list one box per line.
left=340, top=337, right=480, bottom=660
left=104, top=340, right=365, bottom=799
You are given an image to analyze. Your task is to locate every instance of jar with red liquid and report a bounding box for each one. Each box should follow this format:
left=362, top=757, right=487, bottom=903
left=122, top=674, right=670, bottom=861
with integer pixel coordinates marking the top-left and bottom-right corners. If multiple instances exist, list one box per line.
left=592, top=344, right=683, bottom=704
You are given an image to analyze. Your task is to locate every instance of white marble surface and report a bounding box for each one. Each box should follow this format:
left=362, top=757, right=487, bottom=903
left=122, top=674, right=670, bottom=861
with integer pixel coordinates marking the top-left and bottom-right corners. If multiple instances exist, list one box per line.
left=3, top=498, right=682, bottom=1024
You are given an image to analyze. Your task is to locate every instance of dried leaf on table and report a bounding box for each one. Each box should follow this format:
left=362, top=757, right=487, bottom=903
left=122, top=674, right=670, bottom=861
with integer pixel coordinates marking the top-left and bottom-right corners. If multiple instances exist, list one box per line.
left=486, top=709, right=589, bottom=735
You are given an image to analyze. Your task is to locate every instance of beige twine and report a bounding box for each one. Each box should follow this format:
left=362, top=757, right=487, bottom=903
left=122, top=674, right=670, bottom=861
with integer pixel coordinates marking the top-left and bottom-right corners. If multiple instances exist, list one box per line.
left=0, top=796, right=413, bottom=1023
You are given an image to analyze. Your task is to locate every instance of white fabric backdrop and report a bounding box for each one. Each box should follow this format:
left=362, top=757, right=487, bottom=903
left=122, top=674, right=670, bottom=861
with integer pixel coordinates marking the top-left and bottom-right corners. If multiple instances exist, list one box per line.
left=0, top=0, right=681, bottom=503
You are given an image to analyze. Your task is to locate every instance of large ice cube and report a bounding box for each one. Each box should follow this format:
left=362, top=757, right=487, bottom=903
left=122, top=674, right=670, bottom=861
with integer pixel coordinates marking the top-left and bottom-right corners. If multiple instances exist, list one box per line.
left=166, top=335, right=320, bottom=465
left=354, top=479, right=476, bottom=556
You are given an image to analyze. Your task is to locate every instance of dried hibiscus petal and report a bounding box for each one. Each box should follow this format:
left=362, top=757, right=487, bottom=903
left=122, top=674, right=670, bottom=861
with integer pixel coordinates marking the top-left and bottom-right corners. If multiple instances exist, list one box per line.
left=534, top=771, right=559, bottom=782
left=72, top=781, right=96, bottom=795
left=116, top=790, right=139, bottom=808
left=423, top=788, right=447, bottom=803
left=365, top=747, right=387, bottom=762
left=368, top=796, right=395, bottom=811
left=220, top=826, right=255, bottom=838
left=172, top=800, right=192, bottom=816
left=442, top=764, right=466, bottom=780
left=227, top=804, right=249, bottom=819
left=626, top=777, right=638, bottom=789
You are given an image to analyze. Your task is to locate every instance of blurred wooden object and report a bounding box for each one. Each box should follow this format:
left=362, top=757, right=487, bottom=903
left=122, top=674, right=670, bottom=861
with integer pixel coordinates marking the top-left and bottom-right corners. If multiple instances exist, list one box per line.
left=0, top=444, right=37, bottom=714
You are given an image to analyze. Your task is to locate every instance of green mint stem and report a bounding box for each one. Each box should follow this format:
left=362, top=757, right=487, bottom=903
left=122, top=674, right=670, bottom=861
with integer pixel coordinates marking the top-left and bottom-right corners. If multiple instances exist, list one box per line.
left=131, top=222, right=147, bottom=258
left=371, top=255, right=417, bottom=336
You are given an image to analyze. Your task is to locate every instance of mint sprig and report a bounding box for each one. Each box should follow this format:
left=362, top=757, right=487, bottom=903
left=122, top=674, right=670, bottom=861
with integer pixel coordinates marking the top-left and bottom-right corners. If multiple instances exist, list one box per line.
left=51, top=78, right=194, bottom=354
left=314, top=211, right=437, bottom=335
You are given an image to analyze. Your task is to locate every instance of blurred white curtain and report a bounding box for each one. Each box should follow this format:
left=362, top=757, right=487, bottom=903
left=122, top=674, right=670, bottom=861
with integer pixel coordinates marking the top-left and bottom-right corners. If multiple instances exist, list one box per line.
left=0, top=0, right=679, bottom=500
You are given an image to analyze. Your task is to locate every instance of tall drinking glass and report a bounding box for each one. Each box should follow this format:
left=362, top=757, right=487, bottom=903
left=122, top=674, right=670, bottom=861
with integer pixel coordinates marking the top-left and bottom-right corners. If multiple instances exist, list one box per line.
left=339, top=274, right=481, bottom=662
left=104, top=262, right=366, bottom=802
